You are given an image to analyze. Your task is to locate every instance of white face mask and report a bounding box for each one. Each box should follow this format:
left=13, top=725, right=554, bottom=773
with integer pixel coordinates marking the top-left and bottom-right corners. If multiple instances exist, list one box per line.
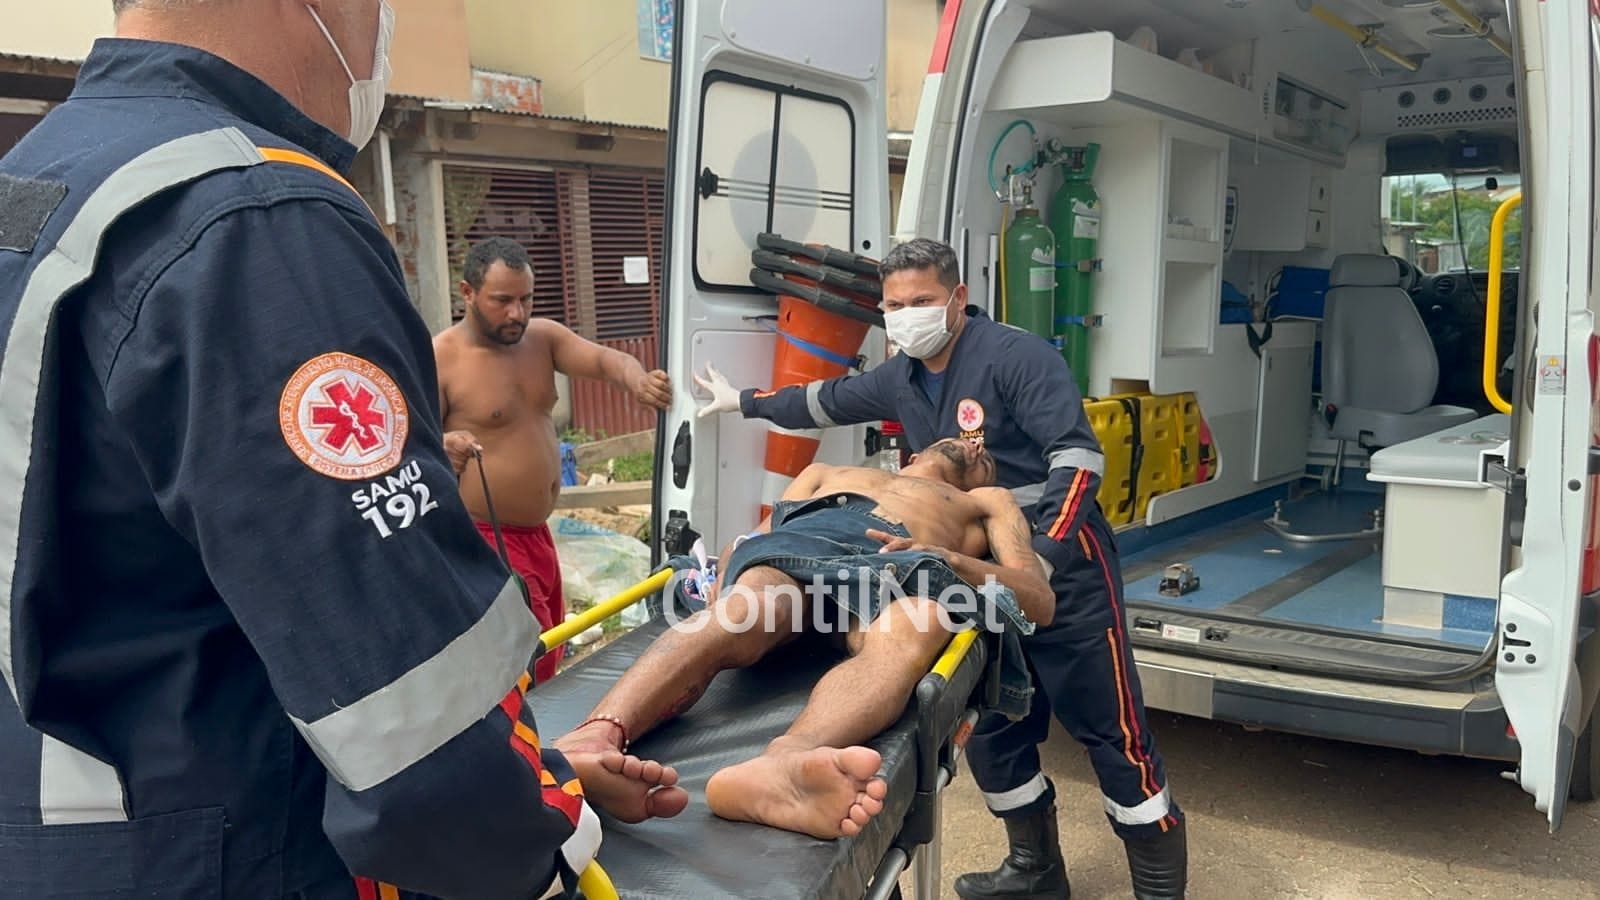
left=307, top=2, right=395, bottom=149
left=884, top=291, right=958, bottom=359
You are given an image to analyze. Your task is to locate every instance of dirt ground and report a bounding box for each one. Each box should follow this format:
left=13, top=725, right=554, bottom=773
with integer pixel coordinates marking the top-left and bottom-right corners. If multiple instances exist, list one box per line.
left=908, top=714, right=1600, bottom=899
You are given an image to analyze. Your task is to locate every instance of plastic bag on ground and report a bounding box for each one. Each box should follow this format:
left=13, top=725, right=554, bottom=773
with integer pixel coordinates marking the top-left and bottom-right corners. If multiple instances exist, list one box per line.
left=549, top=516, right=652, bottom=628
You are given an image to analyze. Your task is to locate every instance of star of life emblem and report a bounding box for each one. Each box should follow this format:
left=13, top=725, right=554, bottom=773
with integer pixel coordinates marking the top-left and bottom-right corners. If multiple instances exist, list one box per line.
left=280, top=352, right=410, bottom=480
left=957, top=398, right=985, bottom=431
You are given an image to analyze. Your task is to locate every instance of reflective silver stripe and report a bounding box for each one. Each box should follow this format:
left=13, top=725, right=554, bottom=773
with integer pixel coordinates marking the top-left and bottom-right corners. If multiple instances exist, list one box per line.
left=39, top=734, right=127, bottom=825
left=1010, top=482, right=1044, bottom=509
left=981, top=772, right=1049, bottom=812
left=769, top=422, right=823, bottom=439
left=1049, top=447, right=1105, bottom=476
left=1102, top=786, right=1172, bottom=825
left=804, top=381, right=836, bottom=427
left=0, top=127, right=266, bottom=703
left=290, top=576, right=537, bottom=792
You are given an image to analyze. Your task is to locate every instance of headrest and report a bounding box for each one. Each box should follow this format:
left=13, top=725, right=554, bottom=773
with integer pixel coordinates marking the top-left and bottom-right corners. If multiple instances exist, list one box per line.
left=1329, top=254, right=1415, bottom=289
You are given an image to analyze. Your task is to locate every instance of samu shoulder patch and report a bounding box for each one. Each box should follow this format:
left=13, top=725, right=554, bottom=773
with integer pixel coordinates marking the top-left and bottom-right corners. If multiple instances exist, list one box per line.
left=279, top=352, right=410, bottom=480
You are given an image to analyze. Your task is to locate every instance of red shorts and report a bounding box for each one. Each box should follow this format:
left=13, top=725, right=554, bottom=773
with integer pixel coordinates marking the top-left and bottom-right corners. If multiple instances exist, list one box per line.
left=476, top=520, right=566, bottom=684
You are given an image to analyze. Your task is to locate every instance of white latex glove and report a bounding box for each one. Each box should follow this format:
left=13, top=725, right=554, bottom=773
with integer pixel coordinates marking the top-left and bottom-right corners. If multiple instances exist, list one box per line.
left=692, top=363, right=742, bottom=418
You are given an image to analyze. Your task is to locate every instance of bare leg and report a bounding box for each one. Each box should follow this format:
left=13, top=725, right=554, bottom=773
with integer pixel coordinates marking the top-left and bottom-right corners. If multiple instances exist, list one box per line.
left=554, top=565, right=806, bottom=821
left=705, top=596, right=959, bottom=839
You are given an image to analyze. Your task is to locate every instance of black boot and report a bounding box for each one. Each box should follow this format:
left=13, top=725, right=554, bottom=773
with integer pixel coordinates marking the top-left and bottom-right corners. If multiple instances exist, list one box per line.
left=1124, top=819, right=1187, bottom=899
left=952, top=805, right=1070, bottom=900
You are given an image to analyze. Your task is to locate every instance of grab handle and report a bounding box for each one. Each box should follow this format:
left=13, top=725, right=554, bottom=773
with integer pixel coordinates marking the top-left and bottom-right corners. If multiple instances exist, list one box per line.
left=1484, top=192, right=1522, bottom=415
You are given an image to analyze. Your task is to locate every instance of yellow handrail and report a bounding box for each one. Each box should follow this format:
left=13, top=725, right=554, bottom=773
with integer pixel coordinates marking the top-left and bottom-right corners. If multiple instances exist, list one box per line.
left=578, top=861, right=620, bottom=900
left=1485, top=192, right=1522, bottom=415
left=1305, top=4, right=1421, bottom=72
left=540, top=567, right=675, bottom=652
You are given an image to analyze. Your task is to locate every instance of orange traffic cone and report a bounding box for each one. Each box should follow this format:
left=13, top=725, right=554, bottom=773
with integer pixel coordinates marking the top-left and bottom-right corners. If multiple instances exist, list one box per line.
left=747, top=242, right=883, bottom=524
left=753, top=288, right=876, bottom=521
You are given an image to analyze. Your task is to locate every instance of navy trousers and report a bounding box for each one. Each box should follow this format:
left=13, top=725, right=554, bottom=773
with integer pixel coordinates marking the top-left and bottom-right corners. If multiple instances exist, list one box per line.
left=964, top=509, right=1184, bottom=841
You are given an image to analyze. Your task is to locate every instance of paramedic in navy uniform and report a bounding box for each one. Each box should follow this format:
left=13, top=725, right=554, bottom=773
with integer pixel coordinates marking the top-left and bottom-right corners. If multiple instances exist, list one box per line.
left=0, top=0, right=691, bottom=897
left=696, top=237, right=1188, bottom=899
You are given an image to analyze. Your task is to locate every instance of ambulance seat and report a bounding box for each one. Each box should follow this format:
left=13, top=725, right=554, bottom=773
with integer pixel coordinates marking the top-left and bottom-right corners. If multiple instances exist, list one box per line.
left=1321, top=253, right=1477, bottom=450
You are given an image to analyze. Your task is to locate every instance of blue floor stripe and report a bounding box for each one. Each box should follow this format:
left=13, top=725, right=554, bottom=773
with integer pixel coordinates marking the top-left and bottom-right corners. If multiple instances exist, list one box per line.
left=1123, top=529, right=1354, bottom=611
left=1443, top=594, right=1497, bottom=632
left=1258, top=556, right=1491, bottom=649
left=1122, top=495, right=1497, bottom=649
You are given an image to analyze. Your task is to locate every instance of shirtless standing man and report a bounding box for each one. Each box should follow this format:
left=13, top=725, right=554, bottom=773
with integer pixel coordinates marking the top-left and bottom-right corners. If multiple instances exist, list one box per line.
left=435, top=237, right=672, bottom=683
left=553, top=438, right=1053, bottom=838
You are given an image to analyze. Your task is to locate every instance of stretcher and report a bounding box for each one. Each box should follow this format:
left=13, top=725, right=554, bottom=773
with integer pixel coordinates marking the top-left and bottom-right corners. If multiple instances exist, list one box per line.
left=537, top=564, right=999, bottom=900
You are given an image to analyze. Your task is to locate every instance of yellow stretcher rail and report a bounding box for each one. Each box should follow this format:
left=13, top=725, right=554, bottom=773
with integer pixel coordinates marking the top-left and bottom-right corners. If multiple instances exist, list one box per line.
left=1485, top=192, right=1522, bottom=415
left=539, top=566, right=675, bottom=651
left=577, top=860, right=620, bottom=900
left=932, top=627, right=981, bottom=682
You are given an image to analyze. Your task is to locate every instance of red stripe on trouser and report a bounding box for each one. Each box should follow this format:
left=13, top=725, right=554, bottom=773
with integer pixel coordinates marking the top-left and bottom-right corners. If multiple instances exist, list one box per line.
left=1086, top=527, right=1178, bottom=831
left=1047, top=470, right=1090, bottom=540
left=354, top=879, right=379, bottom=900
left=498, top=682, right=585, bottom=829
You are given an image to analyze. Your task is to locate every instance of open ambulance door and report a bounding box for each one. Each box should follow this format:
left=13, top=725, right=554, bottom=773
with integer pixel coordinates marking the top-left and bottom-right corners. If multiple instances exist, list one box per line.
left=1492, top=0, right=1595, bottom=832
left=651, top=0, right=890, bottom=562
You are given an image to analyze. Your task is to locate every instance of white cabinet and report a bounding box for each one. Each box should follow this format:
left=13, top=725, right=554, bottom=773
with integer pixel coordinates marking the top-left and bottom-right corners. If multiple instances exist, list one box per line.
left=1309, top=174, right=1331, bottom=211
left=1253, top=343, right=1316, bottom=482
left=1230, top=160, right=1334, bottom=252
left=988, top=32, right=1352, bottom=167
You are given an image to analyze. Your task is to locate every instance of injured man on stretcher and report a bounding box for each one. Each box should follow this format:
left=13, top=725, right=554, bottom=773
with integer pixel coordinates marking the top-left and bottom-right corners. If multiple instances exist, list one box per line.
left=553, top=437, right=1053, bottom=841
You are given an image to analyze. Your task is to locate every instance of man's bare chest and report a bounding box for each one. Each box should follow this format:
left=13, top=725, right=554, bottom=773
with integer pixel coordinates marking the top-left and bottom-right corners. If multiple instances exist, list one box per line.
left=444, top=349, right=558, bottom=426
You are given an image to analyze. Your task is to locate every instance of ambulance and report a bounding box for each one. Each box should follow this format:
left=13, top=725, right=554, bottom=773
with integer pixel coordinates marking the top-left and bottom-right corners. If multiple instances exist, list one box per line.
left=650, top=0, right=1599, bottom=829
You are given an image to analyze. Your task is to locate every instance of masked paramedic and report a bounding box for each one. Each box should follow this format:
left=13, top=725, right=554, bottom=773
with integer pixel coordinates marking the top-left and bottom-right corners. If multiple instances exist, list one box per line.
left=695, top=237, right=1187, bottom=899
left=0, top=2, right=695, bottom=897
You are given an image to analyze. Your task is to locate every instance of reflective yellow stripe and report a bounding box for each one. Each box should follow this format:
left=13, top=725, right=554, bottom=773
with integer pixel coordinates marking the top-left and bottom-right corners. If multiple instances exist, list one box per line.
left=513, top=720, right=541, bottom=752
left=257, top=146, right=357, bottom=192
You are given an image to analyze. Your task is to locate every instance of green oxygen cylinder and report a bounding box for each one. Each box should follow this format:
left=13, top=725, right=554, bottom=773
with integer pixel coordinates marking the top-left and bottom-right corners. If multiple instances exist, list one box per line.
left=1049, top=143, right=1101, bottom=398
left=1002, top=180, right=1057, bottom=343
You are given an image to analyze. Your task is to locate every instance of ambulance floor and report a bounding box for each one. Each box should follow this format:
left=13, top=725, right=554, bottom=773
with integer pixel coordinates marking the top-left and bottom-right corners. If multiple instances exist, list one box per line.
left=1118, top=493, right=1496, bottom=650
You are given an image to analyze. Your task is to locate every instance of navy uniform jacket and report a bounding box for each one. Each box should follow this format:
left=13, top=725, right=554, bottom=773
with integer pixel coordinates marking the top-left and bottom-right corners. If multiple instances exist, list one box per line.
left=0, top=40, right=596, bottom=899
left=741, top=307, right=1108, bottom=577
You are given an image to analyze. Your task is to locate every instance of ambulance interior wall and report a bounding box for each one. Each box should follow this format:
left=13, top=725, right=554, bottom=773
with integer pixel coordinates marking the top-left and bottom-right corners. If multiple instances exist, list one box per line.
left=1222, top=140, right=1387, bottom=473
left=957, top=110, right=1330, bottom=525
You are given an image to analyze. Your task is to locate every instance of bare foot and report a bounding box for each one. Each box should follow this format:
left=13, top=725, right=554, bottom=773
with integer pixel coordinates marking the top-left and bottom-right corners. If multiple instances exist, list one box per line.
left=704, top=742, right=888, bottom=839
left=553, top=724, right=690, bottom=823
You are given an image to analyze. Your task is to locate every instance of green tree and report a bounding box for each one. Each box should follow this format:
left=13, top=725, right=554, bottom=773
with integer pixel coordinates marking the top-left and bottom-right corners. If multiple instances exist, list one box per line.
left=1391, top=185, right=1521, bottom=270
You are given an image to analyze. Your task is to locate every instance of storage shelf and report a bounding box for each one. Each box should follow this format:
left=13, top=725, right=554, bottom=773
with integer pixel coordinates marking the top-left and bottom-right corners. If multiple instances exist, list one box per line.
left=1162, top=238, right=1221, bottom=265
left=989, top=31, right=1346, bottom=166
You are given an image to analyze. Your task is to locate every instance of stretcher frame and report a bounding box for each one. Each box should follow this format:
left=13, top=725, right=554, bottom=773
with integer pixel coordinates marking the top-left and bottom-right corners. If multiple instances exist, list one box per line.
left=535, top=565, right=999, bottom=900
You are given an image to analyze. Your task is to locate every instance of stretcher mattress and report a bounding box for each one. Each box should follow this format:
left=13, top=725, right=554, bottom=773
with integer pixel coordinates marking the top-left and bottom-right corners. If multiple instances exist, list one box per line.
left=534, top=616, right=949, bottom=900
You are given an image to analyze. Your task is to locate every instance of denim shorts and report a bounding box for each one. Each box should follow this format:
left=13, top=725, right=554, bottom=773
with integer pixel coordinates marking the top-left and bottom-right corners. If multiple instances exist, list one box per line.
left=719, top=492, right=1036, bottom=719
